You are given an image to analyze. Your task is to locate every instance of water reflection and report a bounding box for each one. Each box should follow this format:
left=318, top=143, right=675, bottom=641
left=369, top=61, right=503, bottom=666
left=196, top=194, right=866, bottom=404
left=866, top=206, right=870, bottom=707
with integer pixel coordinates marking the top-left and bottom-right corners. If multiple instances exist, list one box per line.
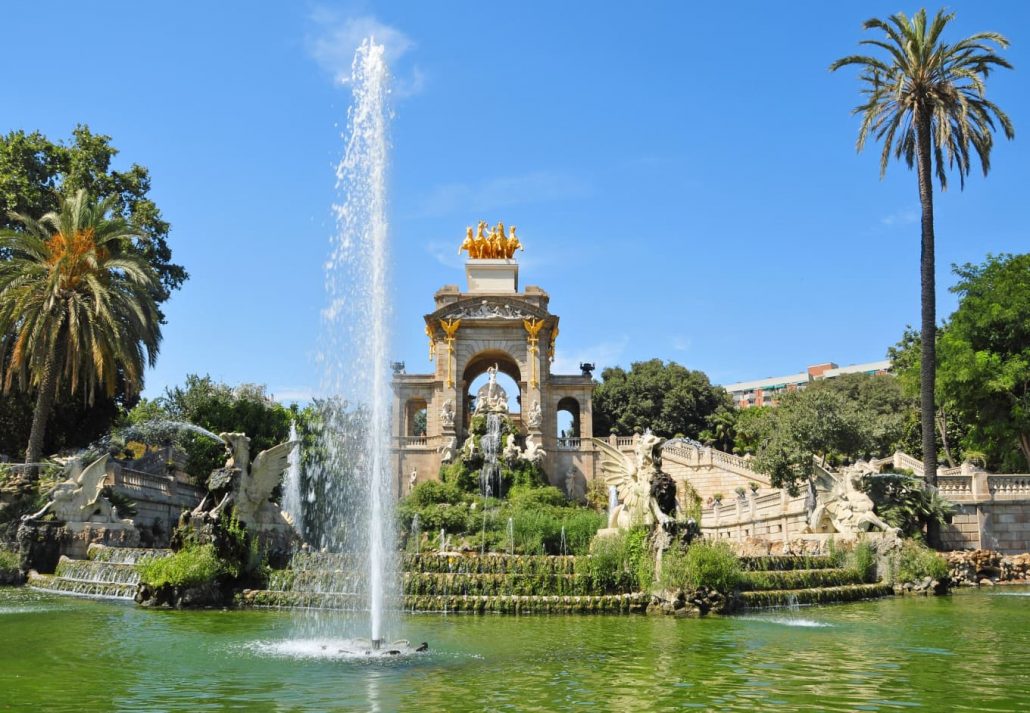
left=0, top=587, right=1027, bottom=711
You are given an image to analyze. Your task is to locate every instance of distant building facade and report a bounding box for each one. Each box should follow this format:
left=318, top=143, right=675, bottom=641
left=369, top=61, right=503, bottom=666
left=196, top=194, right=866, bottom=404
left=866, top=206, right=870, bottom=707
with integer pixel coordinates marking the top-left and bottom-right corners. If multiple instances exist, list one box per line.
left=723, top=360, right=892, bottom=409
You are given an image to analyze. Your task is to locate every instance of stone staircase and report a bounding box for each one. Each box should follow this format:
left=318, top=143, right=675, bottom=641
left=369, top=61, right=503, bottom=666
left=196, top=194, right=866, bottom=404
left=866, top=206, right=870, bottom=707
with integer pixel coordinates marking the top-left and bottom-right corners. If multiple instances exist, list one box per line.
left=736, top=555, right=892, bottom=609
left=28, top=544, right=171, bottom=600
left=238, top=551, right=649, bottom=614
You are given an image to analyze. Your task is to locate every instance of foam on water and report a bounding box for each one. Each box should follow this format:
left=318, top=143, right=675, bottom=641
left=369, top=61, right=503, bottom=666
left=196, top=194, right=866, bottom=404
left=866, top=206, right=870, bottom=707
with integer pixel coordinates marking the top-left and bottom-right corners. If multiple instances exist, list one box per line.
left=744, top=616, right=834, bottom=628
left=990, top=591, right=1030, bottom=596
left=247, top=638, right=425, bottom=661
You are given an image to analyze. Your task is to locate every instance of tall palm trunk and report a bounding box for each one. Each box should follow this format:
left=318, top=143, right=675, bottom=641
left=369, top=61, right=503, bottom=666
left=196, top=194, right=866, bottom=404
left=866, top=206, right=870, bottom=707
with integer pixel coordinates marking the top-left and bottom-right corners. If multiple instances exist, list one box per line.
left=915, top=104, right=940, bottom=547
left=24, top=345, right=59, bottom=470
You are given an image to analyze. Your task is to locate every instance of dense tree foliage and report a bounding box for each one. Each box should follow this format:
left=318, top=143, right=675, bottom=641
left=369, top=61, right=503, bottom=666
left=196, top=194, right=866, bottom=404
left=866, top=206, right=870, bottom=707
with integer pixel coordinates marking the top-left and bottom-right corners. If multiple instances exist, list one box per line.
left=124, top=375, right=295, bottom=481
left=0, top=127, right=186, bottom=459
left=0, top=190, right=162, bottom=465
left=938, top=254, right=1030, bottom=470
left=735, top=374, right=909, bottom=491
left=832, top=9, right=1015, bottom=504
left=592, top=359, right=729, bottom=438
left=887, top=327, right=968, bottom=467
left=0, top=126, right=186, bottom=305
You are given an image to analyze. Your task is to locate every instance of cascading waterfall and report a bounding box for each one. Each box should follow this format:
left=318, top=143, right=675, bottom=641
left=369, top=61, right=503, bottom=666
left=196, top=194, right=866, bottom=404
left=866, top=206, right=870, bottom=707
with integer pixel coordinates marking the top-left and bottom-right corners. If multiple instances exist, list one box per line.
left=481, top=414, right=503, bottom=498
left=317, top=36, right=395, bottom=647
left=282, top=421, right=304, bottom=537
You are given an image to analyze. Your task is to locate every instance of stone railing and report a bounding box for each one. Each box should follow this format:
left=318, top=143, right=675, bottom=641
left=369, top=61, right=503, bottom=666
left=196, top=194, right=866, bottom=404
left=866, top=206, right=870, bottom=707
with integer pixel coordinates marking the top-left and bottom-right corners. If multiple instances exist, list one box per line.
left=988, top=474, right=1030, bottom=499
left=936, top=474, right=974, bottom=500
left=699, top=489, right=810, bottom=542
left=395, top=435, right=440, bottom=449
left=556, top=437, right=582, bottom=450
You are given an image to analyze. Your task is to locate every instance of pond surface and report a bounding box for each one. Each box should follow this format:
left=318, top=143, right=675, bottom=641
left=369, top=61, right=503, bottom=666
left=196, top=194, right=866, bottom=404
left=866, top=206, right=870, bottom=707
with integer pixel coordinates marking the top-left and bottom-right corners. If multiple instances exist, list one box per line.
left=1, top=586, right=1028, bottom=711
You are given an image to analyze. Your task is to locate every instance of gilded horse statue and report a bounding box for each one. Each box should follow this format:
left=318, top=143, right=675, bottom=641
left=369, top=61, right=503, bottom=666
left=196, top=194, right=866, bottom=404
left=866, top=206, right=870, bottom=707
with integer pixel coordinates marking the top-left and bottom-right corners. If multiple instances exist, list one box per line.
left=459, top=221, right=524, bottom=260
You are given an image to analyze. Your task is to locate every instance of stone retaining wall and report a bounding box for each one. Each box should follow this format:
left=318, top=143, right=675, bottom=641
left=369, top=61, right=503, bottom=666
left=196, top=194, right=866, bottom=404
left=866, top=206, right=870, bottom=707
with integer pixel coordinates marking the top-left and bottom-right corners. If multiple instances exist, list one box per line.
left=945, top=549, right=1030, bottom=586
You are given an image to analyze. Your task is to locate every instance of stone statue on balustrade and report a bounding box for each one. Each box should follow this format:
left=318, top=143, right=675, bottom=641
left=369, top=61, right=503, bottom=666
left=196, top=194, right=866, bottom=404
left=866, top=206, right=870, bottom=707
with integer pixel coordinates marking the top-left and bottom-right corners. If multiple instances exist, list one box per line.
left=22, top=455, right=132, bottom=526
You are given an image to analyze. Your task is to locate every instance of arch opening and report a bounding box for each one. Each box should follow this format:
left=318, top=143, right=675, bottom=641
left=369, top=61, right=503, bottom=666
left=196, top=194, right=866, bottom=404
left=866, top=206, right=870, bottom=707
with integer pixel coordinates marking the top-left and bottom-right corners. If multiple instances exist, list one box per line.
left=462, top=350, right=523, bottom=431
left=556, top=396, right=580, bottom=446
left=405, top=398, right=427, bottom=437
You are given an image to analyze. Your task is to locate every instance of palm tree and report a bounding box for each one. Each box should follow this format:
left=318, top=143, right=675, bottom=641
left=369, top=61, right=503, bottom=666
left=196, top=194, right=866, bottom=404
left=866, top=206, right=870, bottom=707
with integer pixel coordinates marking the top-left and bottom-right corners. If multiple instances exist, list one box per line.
left=831, top=9, right=1014, bottom=509
left=0, top=188, right=162, bottom=467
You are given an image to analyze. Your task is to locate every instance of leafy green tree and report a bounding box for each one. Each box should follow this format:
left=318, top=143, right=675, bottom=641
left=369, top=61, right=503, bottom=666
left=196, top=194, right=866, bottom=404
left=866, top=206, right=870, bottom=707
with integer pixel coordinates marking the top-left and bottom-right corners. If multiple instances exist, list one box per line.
left=0, top=189, right=162, bottom=466
left=124, top=375, right=295, bottom=479
left=832, top=9, right=1015, bottom=501
left=746, top=389, right=867, bottom=492
left=732, top=406, right=774, bottom=456
left=0, top=127, right=187, bottom=457
left=938, top=254, right=1030, bottom=470
left=700, top=405, right=737, bottom=453
left=0, top=126, right=186, bottom=304
left=807, top=372, right=911, bottom=461
left=888, top=327, right=967, bottom=467
left=592, top=359, right=729, bottom=439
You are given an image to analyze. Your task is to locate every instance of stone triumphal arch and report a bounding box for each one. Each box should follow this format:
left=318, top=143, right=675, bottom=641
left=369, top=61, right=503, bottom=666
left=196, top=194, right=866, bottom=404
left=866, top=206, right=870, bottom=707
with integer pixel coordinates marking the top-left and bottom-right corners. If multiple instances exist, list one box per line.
left=390, top=222, right=597, bottom=496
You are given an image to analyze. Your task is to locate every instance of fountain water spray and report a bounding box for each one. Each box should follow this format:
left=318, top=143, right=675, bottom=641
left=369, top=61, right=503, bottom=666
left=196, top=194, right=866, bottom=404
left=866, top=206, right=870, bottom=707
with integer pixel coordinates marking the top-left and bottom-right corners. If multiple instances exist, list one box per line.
left=317, top=37, right=395, bottom=647
left=282, top=421, right=303, bottom=537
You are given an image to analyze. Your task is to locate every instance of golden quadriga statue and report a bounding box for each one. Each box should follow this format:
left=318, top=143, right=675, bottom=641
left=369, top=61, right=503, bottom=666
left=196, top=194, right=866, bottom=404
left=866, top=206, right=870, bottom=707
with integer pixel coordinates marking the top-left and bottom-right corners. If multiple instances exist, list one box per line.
left=458, top=220, right=524, bottom=260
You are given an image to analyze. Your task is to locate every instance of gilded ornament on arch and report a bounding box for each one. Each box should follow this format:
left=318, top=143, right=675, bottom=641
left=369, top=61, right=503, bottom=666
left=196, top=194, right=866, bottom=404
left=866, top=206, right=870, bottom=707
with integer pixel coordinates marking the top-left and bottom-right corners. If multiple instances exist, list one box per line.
left=425, top=323, right=436, bottom=361
left=523, top=317, right=545, bottom=339
left=440, top=318, right=461, bottom=339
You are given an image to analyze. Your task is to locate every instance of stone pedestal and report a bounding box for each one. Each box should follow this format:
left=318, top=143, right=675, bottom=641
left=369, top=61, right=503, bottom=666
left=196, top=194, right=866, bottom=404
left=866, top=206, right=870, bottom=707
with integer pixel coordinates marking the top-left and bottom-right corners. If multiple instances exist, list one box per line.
left=466, top=260, right=518, bottom=293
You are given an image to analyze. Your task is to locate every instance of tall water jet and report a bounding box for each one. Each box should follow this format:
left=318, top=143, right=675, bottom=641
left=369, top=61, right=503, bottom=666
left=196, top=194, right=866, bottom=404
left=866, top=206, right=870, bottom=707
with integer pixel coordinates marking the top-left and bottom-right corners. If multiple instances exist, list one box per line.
left=282, top=421, right=303, bottom=537
left=318, top=37, right=395, bottom=646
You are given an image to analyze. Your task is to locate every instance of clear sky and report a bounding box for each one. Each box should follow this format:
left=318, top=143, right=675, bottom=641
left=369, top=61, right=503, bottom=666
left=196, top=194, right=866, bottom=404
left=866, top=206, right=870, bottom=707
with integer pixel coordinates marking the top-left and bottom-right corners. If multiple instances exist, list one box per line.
left=3, top=1, right=1028, bottom=403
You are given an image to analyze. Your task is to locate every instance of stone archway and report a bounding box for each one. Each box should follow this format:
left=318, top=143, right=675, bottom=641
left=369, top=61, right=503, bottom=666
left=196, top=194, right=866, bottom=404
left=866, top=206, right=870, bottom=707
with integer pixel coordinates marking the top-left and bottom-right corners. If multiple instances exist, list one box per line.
left=462, top=350, right=523, bottom=431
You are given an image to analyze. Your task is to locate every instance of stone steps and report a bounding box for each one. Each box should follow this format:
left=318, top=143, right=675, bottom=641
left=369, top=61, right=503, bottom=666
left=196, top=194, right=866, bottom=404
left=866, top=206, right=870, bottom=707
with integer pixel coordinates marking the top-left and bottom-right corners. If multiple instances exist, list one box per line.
left=739, top=555, right=836, bottom=572
left=738, top=583, right=894, bottom=609
left=27, top=572, right=137, bottom=600
left=239, top=589, right=649, bottom=614
left=737, top=567, right=866, bottom=592
left=28, top=545, right=173, bottom=601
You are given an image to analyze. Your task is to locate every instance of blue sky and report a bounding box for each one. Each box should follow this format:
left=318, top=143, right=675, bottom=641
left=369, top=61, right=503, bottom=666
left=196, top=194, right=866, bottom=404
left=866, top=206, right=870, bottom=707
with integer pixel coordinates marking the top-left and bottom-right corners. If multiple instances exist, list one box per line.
left=4, top=1, right=1028, bottom=403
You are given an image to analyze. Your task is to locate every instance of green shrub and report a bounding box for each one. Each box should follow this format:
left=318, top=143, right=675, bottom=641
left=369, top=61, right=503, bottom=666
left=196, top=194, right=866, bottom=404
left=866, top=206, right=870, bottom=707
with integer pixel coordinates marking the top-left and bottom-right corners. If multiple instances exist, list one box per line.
left=662, top=540, right=741, bottom=593
left=561, top=510, right=606, bottom=555
left=137, top=544, right=226, bottom=588
left=860, top=473, right=955, bottom=538
left=440, top=461, right=480, bottom=492
left=508, top=485, right=566, bottom=509
left=586, top=532, right=632, bottom=593
left=892, top=540, right=948, bottom=585
left=0, top=547, right=19, bottom=573
left=624, top=527, right=653, bottom=590
left=848, top=540, right=877, bottom=583
left=826, top=536, right=846, bottom=568
left=408, top=480, right=467, bottom=507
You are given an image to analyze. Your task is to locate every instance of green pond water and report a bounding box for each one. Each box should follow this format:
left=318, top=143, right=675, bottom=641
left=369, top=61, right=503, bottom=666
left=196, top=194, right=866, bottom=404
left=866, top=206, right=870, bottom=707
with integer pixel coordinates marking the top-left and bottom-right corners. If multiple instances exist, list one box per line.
left=1, top=587, right=1028, bottom=712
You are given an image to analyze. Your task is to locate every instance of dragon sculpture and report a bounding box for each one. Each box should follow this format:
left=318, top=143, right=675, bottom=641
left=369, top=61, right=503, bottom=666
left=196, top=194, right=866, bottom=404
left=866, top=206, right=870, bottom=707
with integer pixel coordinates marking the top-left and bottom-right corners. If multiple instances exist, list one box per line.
left=23, top=455, right=131, bottom=525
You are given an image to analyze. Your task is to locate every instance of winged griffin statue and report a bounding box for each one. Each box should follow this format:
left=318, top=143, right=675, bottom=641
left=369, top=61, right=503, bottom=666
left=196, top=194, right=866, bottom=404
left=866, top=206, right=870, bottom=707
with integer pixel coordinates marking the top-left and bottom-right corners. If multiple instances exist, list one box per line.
left=593, top=431, right=676, bottom=530
left=23, top=455, right=130, bottom=525
left=190, top=432, right=297, bottom=531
